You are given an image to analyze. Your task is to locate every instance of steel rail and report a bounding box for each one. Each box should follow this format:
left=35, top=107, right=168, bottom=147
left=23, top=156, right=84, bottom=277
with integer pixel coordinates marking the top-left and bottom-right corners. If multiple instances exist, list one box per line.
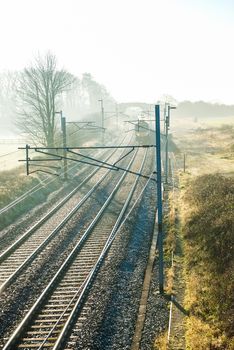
left=0, top=135, right=128, bottom=258
left=53, top=149, right=149, bottom=350
left=0, top=151, right=110, bottom=263
left=2, top=146, right=140, bottom=350
left=0, top=140, right=133, bottom=293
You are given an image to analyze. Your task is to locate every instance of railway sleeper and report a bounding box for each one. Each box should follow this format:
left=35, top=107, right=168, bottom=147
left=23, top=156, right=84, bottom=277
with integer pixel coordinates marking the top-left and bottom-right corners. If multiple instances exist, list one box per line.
left=41, top=309, right=73, bottom=314
left=65, top=269, right=94, bottom=274
left=44, top=303, right=75, bottom=308
left=49, top=293, right=78, bottom=298
left=54, top=285, right=81, bottom=290
left=34, top=318, right=67, bottom=323
left=18, top=342, right=55, bottom=347
left=52, top=290, right=78, bottom=295
left=26, top=330, right=61, bottom=335
left=30, top=324, right=64, bottom=329
left=0, top=273, right=15, bottom=277
left=61, top=273, right=88, bottom=283
left=46, top=297, right=76, bottom=302
left=22, top=337, right=58, bottom=342
left=0, top=267, right=17, bottom=271
left=37, top=313, right=70, bottom=318
left=58, top=282, right=83, bottom=286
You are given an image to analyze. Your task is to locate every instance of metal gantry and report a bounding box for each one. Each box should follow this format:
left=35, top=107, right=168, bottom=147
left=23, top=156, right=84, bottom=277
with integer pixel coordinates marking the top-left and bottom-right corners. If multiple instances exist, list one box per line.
left=19, top=144, right=156, bottom=180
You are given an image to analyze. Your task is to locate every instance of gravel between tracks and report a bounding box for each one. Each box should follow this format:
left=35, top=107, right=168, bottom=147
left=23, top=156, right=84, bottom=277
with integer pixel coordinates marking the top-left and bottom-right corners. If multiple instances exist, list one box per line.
left=64, top=181, right=168, bottom=350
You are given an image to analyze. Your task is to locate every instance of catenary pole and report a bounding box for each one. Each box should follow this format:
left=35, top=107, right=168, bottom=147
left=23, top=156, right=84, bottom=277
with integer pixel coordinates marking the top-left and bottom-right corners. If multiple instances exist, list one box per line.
left=165, top=105, right=176, bottom=183
left=155, top=104, right=164, bottom=294
left=61, top=113, right=67, bottom=180
left=56, top=110, right=67, bottom=180
left=26, top=144, right=29, bottom=175
left=165, top=105, right=169, bottom=183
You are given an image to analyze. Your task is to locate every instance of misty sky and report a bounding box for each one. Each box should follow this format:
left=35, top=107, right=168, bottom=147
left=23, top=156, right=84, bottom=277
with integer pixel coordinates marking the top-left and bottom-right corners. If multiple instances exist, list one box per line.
left=1, top=0, right=234, bottom=104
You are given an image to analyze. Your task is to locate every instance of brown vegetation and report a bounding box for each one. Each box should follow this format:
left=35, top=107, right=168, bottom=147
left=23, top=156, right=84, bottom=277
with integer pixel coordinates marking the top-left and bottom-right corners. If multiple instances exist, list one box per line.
left=0, top=168, right=61, bottom=230
left=0, top=167, right=38, bottom=208
left=182, top=174, right=234, bottom=349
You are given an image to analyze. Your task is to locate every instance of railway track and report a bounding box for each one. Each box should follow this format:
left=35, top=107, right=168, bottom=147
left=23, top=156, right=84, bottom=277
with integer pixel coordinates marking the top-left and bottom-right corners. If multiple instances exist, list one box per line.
left=2, top=147, right=151, bottom=350
left=0, top=138, right=133, bottom=293
left=64, top=155, right=156, bottom=350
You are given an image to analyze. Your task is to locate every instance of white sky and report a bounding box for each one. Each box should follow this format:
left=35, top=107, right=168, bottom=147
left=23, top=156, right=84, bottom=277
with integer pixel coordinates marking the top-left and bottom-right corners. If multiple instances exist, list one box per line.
left=0, top=0, right=234, bottom=104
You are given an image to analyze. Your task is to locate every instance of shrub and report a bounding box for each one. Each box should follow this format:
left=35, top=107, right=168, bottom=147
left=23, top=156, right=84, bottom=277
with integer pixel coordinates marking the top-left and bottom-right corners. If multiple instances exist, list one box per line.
left=183, top=174, right=234, bottom=348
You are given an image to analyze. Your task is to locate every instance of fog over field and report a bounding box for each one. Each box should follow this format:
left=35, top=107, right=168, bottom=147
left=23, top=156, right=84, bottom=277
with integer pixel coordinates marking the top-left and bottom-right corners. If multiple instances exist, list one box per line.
left=0, top=0, right=233, bottom=166
left=0, top=0, right=234, bottom=141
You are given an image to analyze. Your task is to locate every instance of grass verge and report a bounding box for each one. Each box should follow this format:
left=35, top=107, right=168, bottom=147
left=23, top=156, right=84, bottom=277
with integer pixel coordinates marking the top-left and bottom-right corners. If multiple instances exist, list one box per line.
left=0, top=166, right=62, bottom=230
left=180, top=173, right=234, bottom=349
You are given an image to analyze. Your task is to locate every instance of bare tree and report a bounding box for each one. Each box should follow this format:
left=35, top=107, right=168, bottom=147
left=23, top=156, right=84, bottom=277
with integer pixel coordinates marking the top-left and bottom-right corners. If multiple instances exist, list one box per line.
left=17, top=53, right=75, bottom=146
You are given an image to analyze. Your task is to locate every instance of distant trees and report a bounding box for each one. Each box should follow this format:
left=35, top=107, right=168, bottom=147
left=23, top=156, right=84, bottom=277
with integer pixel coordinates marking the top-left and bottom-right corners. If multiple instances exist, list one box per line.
left=17, top=53, right=75, bottom=147
left=60, top=72, right=115, bottom=125
left=81, top=73, right=115, bottom=112
left=0, top=53, right=115, bottom=143
left=175, top=101, right=234, bottom=119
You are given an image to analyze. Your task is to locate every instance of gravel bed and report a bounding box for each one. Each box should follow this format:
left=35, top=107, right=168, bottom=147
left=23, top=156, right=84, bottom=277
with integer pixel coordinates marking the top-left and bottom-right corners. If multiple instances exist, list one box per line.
left=0, top=156, right=131, bottom=348
left=63, top=182, right=163, bottom=350
left=139, top=256, right=169, bottom=350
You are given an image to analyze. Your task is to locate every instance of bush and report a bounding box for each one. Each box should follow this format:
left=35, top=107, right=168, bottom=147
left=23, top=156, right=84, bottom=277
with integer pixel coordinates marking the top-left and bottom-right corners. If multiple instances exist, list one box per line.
left=183, top=174, right=234, bottom=348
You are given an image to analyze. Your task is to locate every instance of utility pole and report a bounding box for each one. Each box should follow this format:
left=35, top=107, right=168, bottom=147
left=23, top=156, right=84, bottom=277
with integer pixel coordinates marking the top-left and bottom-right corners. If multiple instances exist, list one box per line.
left=98, top=99, right=105, bottom=144
left=164, top=102, right=168, bottom=134
left=165, top=104, right=169, bottom=184
left=155, top=104, right=164, bottom=294
left=26, top=144, right=29, bottom=176
left=56, top=110, right=67, bottom=180
left=165, top=105, right=176, bottom=184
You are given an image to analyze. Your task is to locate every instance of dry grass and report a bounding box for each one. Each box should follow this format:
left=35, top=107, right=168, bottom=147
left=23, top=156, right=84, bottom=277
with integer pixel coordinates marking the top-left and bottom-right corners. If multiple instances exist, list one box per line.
left=173, top=118, right=234, bottom=178
left=154, top=331, right=168, bottom=350
left=163, top=192, right=177, bottom=295
left=0, top=166, right=38, bottom=208
left=186, top=316, right=228, bottom=350
left=180, top=174, right=234, bottom=349
left=0, top=167, right=61, bottom=230
left=172, top=120, right=234, bottom=349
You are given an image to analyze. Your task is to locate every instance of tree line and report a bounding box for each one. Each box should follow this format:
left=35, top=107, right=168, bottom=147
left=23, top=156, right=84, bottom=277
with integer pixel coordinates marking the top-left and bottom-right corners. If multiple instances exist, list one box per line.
left=0, top=52, right=115, bottom=146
